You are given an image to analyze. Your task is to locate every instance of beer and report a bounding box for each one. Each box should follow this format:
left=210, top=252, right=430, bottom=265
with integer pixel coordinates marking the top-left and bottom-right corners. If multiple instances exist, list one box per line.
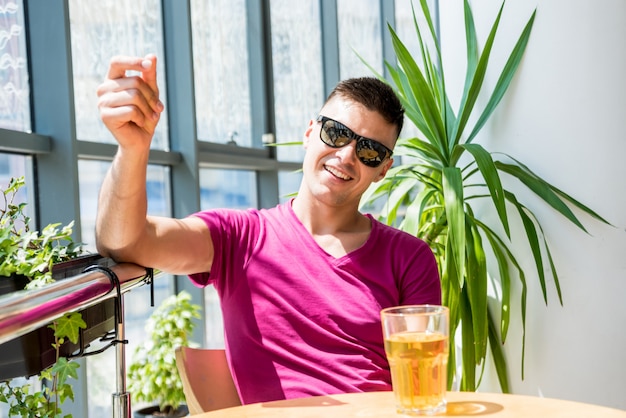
left=385, top=331, right=448, bottom=414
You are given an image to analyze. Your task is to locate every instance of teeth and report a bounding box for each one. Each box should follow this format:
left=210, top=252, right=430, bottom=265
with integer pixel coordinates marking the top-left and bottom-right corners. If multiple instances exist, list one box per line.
left=326, top=165, right=352, bottom=180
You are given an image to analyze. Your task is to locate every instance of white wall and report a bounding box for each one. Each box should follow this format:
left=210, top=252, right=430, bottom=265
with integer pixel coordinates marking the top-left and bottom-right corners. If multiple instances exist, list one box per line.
left=439, top=0, right=626, bottom=410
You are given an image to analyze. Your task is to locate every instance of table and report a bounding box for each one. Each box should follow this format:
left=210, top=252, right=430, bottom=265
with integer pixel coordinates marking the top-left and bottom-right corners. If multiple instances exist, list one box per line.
left=192, top=391, right=626, bottom=417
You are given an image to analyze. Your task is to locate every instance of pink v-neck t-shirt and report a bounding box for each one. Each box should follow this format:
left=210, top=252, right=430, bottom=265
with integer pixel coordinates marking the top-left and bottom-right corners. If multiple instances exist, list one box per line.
left=190, top=201, right=440, bottom=404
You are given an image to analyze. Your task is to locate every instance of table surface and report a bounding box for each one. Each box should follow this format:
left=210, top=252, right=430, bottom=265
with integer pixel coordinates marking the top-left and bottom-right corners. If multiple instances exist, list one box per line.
left=192, top=391, right=626, bottom=417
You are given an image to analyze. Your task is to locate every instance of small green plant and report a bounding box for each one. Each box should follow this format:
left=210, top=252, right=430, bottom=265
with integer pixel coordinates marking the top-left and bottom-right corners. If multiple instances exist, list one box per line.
left=0, top=312, right=87, bottom=418
left=0, top=176, right=86, bottom=417
left=0, top=177, right=83, bottom=288
left=128, top=291, right=202, bottom=415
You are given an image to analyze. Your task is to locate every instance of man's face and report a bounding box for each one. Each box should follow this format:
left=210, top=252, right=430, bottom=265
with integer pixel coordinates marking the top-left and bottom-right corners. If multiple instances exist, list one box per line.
left=300, top=96, right=397, bottom=208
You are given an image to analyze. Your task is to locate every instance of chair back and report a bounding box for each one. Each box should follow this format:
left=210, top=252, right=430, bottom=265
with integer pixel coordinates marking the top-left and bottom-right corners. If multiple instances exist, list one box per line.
left=175, top=346, right=242, bottom=414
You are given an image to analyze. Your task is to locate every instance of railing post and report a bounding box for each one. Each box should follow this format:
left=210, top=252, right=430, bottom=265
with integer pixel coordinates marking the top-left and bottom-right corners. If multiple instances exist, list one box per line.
left=112, top=294, right=131, bottom=418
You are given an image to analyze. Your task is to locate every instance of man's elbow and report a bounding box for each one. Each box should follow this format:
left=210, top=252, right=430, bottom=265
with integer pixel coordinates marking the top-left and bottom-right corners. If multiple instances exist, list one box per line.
left=95, top=238, right=135, bottom=264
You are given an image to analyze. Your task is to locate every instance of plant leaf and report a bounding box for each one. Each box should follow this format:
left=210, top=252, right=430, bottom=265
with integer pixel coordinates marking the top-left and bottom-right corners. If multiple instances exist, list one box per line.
left=467, top=10, right=537, bottom=143
left=496, top=160, right=587, bottom=231
left=462, top=143, right=510, bottom=237
left=49, top=357, right=80, bottom=387
left=442, top=167, right=465, bottom=279
left=487, top=307, right=510, bottom=393
left=460, top=285, right=476, bottom=390
left=465, top=215, right=488, bottom=364
left=451, top=1, right=504, bottom=148
left=388, top=24, right=448, bottom=158
left=51, top=312, right=87, bottom=345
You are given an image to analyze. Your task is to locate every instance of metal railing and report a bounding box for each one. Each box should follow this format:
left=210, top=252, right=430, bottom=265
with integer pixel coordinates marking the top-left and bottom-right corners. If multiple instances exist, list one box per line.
left=0, top=257, right=153, bottom=418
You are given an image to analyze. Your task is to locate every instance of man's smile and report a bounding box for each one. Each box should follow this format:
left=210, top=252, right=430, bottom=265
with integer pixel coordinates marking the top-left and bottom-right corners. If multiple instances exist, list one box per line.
left=324, top=164, right=353, bottom=181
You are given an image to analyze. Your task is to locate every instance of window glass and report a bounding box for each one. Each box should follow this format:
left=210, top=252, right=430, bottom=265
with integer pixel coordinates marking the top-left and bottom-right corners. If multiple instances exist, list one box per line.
left=199, top=168, right=256, bottom=348
left=199, top=168, right=257, bottom=210
left=190, top=0, right=251, bottom=146
left=278, top=170, right=302, bottom=204
left=337, top=0, right=383, bottom=79
left=0, top=154, right=32, bottom=197
left=0, top=153, right=34, bottom=273
left=78, top=160, right=174, bottom=417
left=78, top=161, right=171, bottom=252
left=0, top=0, right=30, bottom=131
left=270, top=0, right=324, bottom=162
left=69, top=0, right=169, bottom=149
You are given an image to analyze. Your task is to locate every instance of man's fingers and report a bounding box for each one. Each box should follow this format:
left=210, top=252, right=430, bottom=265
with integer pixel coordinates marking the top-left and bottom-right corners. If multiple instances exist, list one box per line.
left=99, top=72, right=162, bottom=115
left=141, top=54, right=159, bottom=94
left=100, top=104, right=147, bottom=129
left=104, top=55, right=162, bottom=112
left=106, top=55, right=151, bottom=80
left=98, top=86, right=159, bottom=126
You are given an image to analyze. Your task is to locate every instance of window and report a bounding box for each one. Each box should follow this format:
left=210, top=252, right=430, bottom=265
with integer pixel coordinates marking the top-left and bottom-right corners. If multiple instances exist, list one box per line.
left=200, top=168, right=257, bottom=210
left=69, top=0, right=169, bottom=149
left=270, top=0, right=324, bottom=162
left=0, top=0, right=30, bottom=132
left=191, top=0, right=251, bottom=146
left=337, top=0, right=383, bottom=79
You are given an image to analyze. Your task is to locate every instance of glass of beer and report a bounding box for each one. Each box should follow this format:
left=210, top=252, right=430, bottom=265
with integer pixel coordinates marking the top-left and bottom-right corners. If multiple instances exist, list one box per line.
left=381, top=305, right=449, bottom=415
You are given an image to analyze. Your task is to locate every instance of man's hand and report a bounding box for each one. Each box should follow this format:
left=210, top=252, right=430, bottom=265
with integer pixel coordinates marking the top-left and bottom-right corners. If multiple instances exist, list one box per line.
left=96, top=54, right=164, bottom=151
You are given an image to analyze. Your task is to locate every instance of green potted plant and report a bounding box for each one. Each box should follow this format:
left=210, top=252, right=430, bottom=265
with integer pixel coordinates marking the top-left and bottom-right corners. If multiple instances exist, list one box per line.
left=0, top=176, right=83, bottom=290
left=128, top=290, right=201, bottom=417
left=360, top=0, right=611, bottom=392
left=0, top=312, right=87, bottom=418
left=0, top=176, right=91, bottom=417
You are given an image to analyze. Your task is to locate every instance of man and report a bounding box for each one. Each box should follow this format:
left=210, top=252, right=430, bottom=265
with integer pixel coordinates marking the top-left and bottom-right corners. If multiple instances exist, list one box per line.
left=96, top=54, right=440, bottom=404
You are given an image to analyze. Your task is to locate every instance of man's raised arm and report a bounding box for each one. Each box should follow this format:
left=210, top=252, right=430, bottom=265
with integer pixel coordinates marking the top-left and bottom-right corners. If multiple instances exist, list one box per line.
left=95, top=55, right=212, bottom=275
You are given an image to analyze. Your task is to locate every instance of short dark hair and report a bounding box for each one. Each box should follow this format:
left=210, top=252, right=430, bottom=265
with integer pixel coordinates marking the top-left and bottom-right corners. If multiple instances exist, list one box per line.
left=325, top=77, right=404, bottom=139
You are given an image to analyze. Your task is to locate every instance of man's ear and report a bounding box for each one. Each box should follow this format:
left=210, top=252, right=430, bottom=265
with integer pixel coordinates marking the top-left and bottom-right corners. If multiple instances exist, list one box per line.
left=303, top=119, right=314, bottom=149
left=374, top=157, right=394, bottom=182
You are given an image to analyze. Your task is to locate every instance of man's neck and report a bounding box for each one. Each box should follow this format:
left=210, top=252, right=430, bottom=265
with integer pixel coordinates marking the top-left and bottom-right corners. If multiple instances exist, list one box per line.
left=291, top=195, right=368, bottom=236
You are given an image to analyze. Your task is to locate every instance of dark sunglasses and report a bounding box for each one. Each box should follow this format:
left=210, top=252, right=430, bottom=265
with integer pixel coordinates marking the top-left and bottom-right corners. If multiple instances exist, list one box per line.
left=316, top=115, right=393, bottom=168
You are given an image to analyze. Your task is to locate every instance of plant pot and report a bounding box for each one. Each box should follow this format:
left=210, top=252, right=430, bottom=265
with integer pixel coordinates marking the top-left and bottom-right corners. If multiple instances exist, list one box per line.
left=0, top=255, right=117, bottom=380
left=133, top=405, right=189, bottom=417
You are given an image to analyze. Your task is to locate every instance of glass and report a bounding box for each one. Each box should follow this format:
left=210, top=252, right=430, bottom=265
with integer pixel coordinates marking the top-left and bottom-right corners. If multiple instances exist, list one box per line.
left=270, top=0, right=324, bottom=162
left=199, top=168, right=257, bottom=210
left=78, top=161, right=171, bottom=252
left=0, top=154, right=34, bottom=265
left=337, top=0, right=383, bottom=79
left=278, top=170, right=302, bottom=204
left=69, top=0, right=169, bottom=149
left=0, top=0, right=30, bottom=131
left=381, top=305, right=449, bottom=416
left=0, top=153, right=32, bottom=199
left=191, top=0, right=251, bottom=146
left=78, top=160, right=174, bottom=417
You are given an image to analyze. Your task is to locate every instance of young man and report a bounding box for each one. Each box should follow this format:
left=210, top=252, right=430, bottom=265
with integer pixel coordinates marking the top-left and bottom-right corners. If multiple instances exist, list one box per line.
left=96, top=54, right=441, bottom=404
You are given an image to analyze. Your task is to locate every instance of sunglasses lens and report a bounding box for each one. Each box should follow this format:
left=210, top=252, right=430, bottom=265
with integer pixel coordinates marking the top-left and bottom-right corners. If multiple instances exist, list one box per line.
left=321, top=123, right=350, bottom=148
left=356, top=140, right=387, bottom=167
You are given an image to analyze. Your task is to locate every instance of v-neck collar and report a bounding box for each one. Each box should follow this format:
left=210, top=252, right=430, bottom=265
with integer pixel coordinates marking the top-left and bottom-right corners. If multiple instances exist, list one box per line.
left=285, top=199, right=376, bottom=265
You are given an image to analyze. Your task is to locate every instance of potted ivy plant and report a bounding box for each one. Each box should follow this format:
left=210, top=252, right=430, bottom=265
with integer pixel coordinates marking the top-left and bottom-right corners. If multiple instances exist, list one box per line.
left=360, top=0, right=611, bottom=392
left=0, top=312, right=87, bottom=418
left=0, top=176, right=92, bottom=417
left=128, top=290, right=201, bottom=417
left=0, top=176, right=83, bottom=290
